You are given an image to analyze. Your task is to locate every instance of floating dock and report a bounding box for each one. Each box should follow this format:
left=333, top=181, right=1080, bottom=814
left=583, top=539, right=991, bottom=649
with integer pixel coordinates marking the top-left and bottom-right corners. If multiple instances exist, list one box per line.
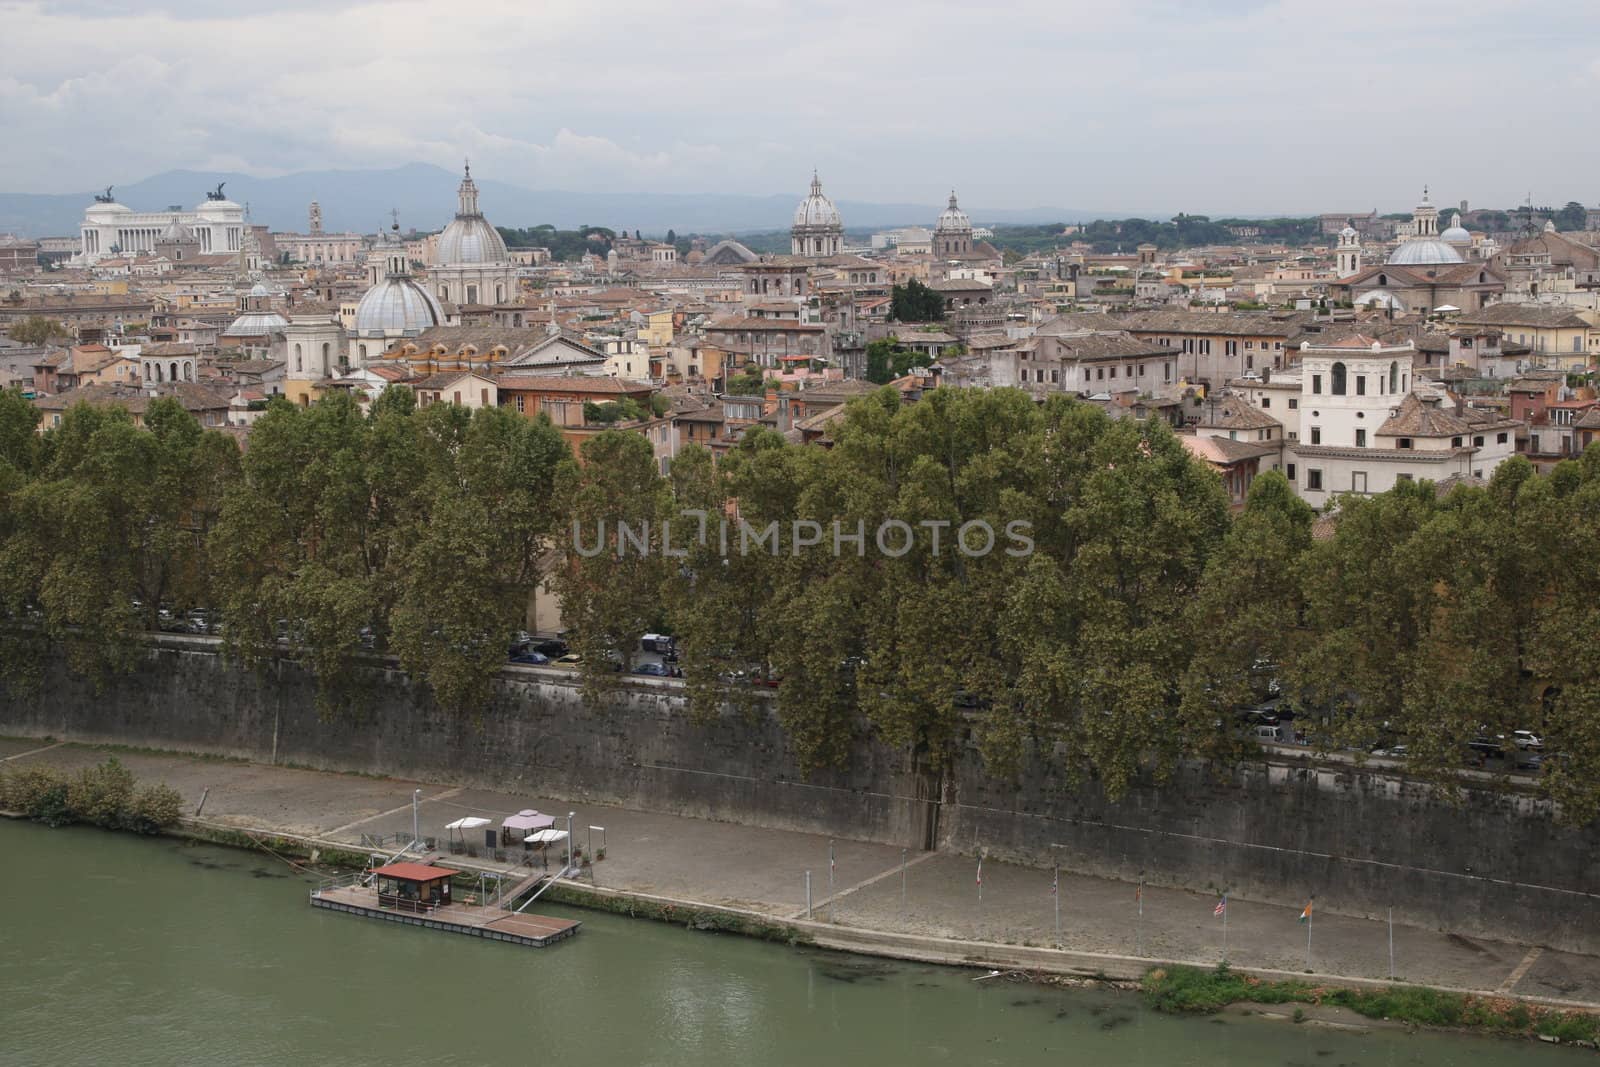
left=311, top=880, right=581, bottom=948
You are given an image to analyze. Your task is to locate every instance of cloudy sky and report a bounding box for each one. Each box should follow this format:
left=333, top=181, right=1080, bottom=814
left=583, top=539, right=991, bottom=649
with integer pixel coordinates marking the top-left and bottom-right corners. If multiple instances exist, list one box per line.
left=4, top=0, right=1598, bottom=214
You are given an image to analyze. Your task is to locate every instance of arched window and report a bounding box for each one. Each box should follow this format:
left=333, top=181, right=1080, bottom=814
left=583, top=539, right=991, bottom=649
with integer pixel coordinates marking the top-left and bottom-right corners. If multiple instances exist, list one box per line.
left=170, top=361, right=179, bottom=383
left=184, top=363, right=193, bottom=382
left=358, top=344, right=367, bottom=361
left=321, top=342, right=331, bottom=373
left=439, top=285, right=448, bottom=301
left=294, top=343, right=303, bottom=374
left=495, top=285, right=504, bottom=303
left=1330, top=362, right=1347, bottom=395
left=1389, top=361, right=1398, bottom=394
left=1377, top=274, right=1388, bottom=286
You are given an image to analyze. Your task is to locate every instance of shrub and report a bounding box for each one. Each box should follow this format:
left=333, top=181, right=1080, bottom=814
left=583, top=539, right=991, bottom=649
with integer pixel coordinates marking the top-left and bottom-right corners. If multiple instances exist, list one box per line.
left=126, top=783, right=184, bottom=833
left=2, top=765, right=74, bottom=826
left=68, top=757, right=137, bottom=829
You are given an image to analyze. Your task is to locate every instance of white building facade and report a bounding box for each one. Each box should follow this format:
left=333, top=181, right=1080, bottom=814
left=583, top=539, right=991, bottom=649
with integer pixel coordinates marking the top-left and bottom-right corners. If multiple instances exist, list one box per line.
left=77, top=187, right=245, bottom=264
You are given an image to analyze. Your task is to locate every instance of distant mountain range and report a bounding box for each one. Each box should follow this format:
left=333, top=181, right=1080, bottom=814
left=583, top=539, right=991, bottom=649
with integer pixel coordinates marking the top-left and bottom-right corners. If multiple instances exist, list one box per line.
left=0, top=163, right=1120, bottom=239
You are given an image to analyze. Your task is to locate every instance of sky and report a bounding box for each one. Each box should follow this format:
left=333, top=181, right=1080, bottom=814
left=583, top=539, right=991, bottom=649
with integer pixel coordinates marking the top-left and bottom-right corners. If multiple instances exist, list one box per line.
left=4, top=0, right=1599, bottom=215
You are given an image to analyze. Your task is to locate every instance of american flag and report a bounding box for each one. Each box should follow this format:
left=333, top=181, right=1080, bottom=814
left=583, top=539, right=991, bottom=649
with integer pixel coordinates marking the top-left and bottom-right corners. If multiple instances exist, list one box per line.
left=1214, top=896, right=1227, bottom=917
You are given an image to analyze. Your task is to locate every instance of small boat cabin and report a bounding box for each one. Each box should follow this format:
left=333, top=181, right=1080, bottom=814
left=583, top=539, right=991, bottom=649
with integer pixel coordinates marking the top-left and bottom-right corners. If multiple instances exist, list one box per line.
left=371, top=862, right=458, bottom=914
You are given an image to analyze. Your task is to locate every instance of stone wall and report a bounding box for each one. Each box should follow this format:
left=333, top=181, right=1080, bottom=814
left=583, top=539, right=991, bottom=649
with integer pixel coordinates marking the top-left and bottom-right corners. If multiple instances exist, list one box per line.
left=5, top=638, right=1598, bottom=952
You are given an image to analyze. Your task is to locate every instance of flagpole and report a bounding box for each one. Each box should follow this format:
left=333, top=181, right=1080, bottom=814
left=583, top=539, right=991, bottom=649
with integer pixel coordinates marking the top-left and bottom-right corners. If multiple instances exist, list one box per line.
left=1136, top=879, right=1144, bottom=957
left=1222, top=893, right=1228, bottom=963
left=1388, top=906, right=1395, bottom=980
left=977, top=851, right=983, bottom=905
left=1053, top=863, right=1060, bottom=946
left=1306, top=895, right=1314, bottom=972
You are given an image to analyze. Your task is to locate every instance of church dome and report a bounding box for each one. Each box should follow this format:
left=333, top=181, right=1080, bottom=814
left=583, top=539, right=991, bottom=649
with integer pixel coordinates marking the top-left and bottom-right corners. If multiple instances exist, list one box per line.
left=353, top=277, right=443, bottom=335
left=436, top=216, right=507, bottom=265
left=1387, top=238, right=1464, bottom=266
left=1339, top=224, right=1357, bottom=238
left=793, top=173, right=843, bottom=229
left=435, top=164, right=508, bottom=265
left=936, top=191, right=972, bottom=234
left=223, top=309, right=289, bottom=338
left=1440, top=213, right=1471, bottom=245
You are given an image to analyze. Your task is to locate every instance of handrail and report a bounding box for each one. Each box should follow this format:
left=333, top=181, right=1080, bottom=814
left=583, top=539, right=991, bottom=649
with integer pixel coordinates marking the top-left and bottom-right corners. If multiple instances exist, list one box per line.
left=514, top=865, right=572, bottom=913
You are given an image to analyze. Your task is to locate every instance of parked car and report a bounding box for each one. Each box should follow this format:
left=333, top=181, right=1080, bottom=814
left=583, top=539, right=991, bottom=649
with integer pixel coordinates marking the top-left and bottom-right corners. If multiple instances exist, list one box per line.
left=1512, top=750, right=1543, bottom=772
left=509, top=651, right=549, bottom=666
left=633, top=661, right=680, bottom=678
left=1370, top=744, right=1408, bottom=759
left=1512, top=730, right=1543, bottom=751
left=508, top=630, right=533, bottom=656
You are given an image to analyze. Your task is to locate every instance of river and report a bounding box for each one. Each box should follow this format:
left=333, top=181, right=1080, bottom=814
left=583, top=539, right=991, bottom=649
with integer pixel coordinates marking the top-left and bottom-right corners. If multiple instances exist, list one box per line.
left=0, top=820, right=1582, bottom=1066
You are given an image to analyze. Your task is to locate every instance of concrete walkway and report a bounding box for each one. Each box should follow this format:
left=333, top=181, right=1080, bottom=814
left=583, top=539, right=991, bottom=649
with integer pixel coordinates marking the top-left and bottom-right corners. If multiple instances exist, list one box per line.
left=7, top=738, right=1600, bottom=1008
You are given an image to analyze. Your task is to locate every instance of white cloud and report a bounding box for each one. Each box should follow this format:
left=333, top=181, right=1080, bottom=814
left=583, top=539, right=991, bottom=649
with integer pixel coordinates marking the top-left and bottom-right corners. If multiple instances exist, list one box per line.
left=1, top=0, right=1597, bottom=212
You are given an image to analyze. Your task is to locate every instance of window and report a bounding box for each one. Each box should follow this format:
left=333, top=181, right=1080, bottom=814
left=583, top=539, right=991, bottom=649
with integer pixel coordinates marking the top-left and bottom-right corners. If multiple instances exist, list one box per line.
left=1352, top=471, right=1367, bottom=493
left=1356, top=375, right=1366, bottom=396
left=1164, top=362, right=1172, bottom=382
left=1355, top=428, right=1366, bottom=447
left=1310, top=426, right=1321, bottom=444
left=1138, top=364, right=1145, bottom=375
left=1473, top=435, right=1484, bottom=447
left=1097, top=367, right=1104, bottom=380
left=1286, top=463, right=1296, bottom=480
left=1451, top=436, right=1463, bottom=448
left=1397, top=473, right=1413, bottom=482
left=1261, top=397, right=1271, bottom=408
left=1307, top=469, right=1323, bottom=491
left=514, top=395, right=525, bottom=412
left=1331, top=362, right=1347, bottom=395
left=1312, top=374, right=1322, bottom=394
left=1246, top=355, right=1254, bottom=370
left=1398, top=437, right=1412, bottom=449
left=1245, top=341, right=1254, bottom=349
left=1288, top=397, right=1298, bottom=409
left=1389, top=361, right=1398, bottom=394
left=1109, top=367, right=1117, bottom=379
left=1125, top=366, right=1134, bottom=378
left=1497, top=432, right=1508, bottom=444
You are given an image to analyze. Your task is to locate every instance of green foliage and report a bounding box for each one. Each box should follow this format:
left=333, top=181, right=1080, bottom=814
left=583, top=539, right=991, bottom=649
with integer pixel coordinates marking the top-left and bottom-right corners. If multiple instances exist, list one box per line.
left=583, top=398, right=651, bottom=424
left=724, top=371, right=772, bottom=396
left=1553, top=201, right=1587, bottom=232
left=496, top=224, right=616, bottom=262
left=9, top=315, right=70, bottom=347
left=0, top=758, right=183, bottom=833
left=889, top=279, right=944, bottom=323
left=865, top=338, right=921, bottom=384
left=1143, top=963, right=1598, bottom=1041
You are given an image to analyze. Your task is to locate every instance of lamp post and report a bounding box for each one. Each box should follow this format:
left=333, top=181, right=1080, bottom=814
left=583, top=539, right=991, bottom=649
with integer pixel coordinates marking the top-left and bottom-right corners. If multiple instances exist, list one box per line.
left=411, top=789, right=421, bottom=852
left=567, top=812, right=575, bottom=873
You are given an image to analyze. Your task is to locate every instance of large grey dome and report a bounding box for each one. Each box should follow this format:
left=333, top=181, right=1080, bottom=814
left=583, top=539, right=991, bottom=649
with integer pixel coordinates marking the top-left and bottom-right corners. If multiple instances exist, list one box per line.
left=353, top=277, right=443, bottom=334
left=434, top=165, right=508, bottom=265
left=936, top=191, right=972, bottom=234
left=1387, top=238, right=1464, bottom=266
left=1440, top=212, right=1471, bottom=245
left=436, top=216, right=507, bottom=265
left=223, top=310, right=288, bottom=337
left=793, top=173, right=843, bottom=229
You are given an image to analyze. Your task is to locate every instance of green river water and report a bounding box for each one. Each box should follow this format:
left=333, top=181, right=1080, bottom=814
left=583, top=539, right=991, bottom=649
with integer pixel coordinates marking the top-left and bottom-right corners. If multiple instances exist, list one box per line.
left=0, top=820, right=1583, bottom=1066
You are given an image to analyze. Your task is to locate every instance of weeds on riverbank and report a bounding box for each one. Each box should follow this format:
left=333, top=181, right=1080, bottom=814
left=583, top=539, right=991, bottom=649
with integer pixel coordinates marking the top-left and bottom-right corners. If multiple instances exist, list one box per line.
left=0, top=758, right=183, bottom=833
left=1142, top=965, right=1598, bottom=1043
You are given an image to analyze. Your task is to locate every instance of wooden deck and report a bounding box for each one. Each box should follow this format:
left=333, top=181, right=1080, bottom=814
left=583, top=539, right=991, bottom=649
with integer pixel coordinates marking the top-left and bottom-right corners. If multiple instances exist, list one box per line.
left=311, top=884, right=581, bottom=948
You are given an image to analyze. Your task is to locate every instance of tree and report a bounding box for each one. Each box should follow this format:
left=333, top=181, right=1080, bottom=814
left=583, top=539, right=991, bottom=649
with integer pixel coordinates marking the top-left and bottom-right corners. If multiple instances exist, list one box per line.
left=1554, top=201, right=1588, bottom=232
left=890, top=279, right=944, bottom=323
left=388, top=404, right=568, bottom=710
left=865, top=338, right=917, bottom=384
left=1292, top=481, right=1437, bottom=753
left=665, top=229, right=676, bottom=245
left=1179, top=471, right=1314, bottom=762
left=211, top=392, right=422, bottom=714
left=550, top=429, right=671, bottom=699
left=10, top=316, right=68, bottom=347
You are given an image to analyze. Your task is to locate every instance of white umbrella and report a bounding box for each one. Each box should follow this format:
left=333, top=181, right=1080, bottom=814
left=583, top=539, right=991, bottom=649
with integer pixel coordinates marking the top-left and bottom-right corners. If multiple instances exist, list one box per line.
left=444, top=815, right=492, bottom=849
left=524, top=829, right=568, bottom=845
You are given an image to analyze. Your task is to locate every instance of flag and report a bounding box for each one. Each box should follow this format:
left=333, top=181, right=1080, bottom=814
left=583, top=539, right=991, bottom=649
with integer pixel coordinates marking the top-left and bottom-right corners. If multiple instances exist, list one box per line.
left=1051, top=868, right=1058, bottom=895
left=1214, top=897, right=1227, bottom=917
left=1135, top=884, right=1143, bottom=903
left=1299, top=900, right=1313, bottom=924
left=976, top=856, right=983, bottom=887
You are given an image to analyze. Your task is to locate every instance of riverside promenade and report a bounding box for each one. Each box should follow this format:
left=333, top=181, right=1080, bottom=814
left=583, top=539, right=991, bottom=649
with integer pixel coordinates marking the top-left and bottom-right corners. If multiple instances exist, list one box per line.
left=5, top=735, right=1599, bottom=1009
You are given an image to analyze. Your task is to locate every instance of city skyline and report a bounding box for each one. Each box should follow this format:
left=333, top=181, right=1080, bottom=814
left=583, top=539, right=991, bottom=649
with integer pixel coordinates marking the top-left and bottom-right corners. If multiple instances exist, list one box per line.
left=4, top=0, right=1599, bottom=213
